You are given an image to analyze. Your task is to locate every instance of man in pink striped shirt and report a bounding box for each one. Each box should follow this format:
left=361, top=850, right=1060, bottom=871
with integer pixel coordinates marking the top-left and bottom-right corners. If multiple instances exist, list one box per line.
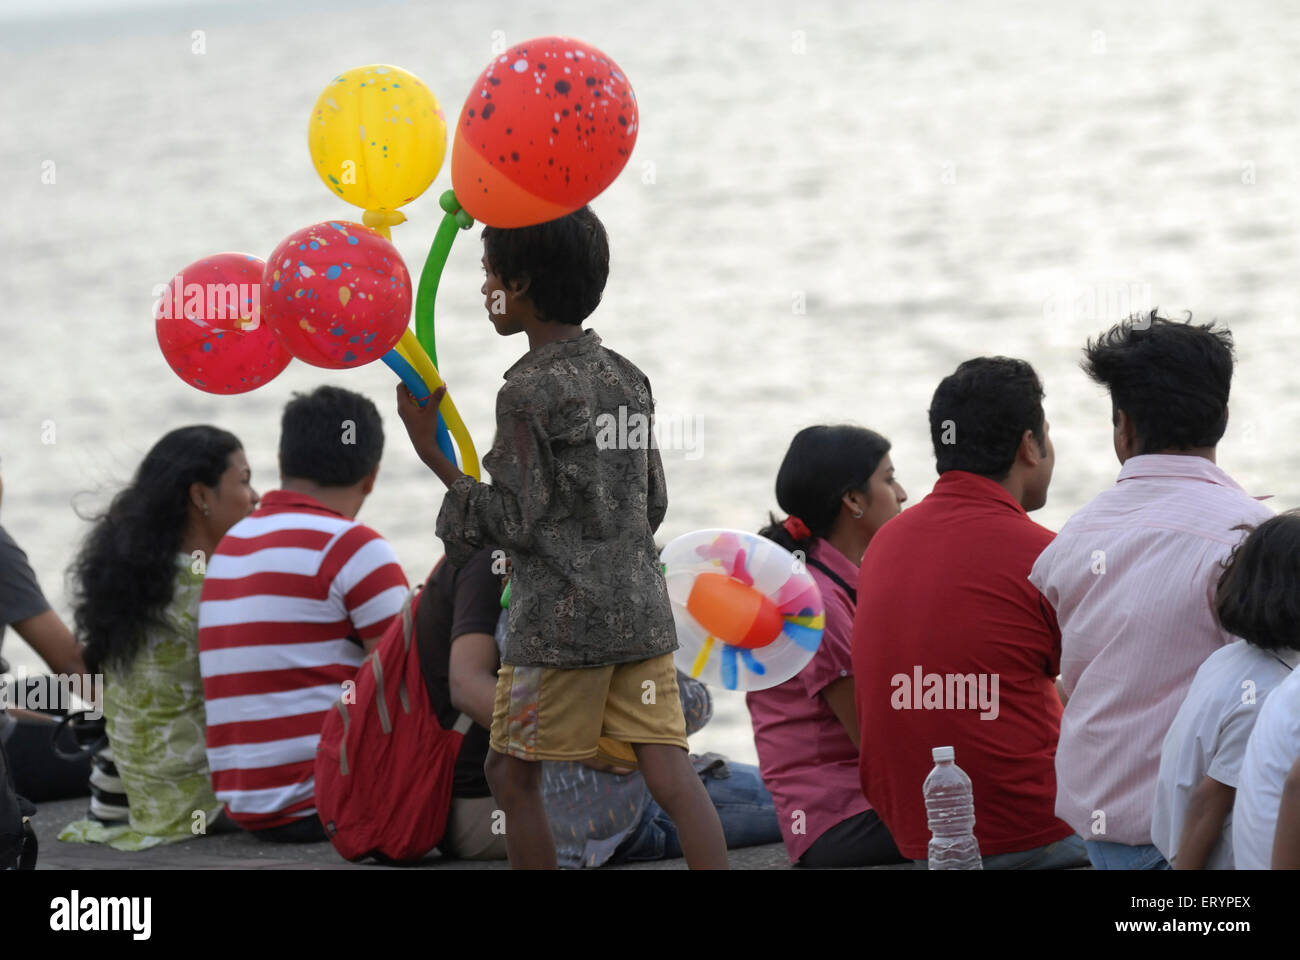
left=199, top=387, right=408, bottom=842
left=1029, top=312, right=1271, bottom=869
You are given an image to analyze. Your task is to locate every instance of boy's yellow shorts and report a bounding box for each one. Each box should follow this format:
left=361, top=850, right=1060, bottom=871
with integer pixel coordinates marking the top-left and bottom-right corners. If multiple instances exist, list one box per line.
left=489, top=653, right=688, bottom=762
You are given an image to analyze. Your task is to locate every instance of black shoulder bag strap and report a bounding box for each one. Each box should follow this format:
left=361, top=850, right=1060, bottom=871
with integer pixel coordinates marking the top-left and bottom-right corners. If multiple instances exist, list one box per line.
left=804, top=556, right=857, bottom=606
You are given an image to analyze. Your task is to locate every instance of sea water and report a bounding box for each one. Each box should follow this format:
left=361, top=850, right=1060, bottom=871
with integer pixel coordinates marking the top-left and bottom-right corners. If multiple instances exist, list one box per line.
left=2, top=0, right=1298, bottom=766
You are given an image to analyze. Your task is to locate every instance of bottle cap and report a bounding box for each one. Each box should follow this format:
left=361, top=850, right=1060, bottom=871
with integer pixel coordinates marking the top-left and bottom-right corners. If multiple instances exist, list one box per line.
left=932, top=745, right=955, bottom=762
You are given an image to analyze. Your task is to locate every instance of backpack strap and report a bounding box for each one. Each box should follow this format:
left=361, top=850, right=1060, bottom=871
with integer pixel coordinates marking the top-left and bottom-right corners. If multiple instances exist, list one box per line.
left=382, top=581, right=472, bottom=736
left=373, top=586, right=422, bottom=732
left=398, top=585, right=421, bottom=716
left=400, top=585, right=417, bottom=655
left=804, top=556, right=857, bottom=606
left=372, top=654, right=392, bottom=735
left=50, top=710, right=108, bottom=760
left=335, top=702, right=351, bottom=776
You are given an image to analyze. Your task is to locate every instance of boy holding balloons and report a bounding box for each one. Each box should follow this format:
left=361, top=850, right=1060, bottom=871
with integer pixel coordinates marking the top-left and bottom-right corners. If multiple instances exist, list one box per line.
left=396, top=207, right=728, bottom=869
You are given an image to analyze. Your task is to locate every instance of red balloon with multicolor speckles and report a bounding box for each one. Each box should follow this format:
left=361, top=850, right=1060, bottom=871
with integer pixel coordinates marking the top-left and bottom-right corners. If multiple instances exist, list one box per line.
left=261, top=221, right=411, bottom=369
left=155, top=253, right=291, bottom=394
left=451, top=36, right=638, bottom=228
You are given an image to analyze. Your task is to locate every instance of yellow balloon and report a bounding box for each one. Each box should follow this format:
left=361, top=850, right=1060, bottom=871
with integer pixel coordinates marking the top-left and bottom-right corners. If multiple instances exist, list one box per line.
left=309, top=64, right=446, bottom=216
left=396, top=330, right=481, bottom=481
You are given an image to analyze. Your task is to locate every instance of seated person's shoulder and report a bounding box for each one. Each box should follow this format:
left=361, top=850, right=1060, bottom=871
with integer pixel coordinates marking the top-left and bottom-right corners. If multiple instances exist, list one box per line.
left=327, top=521, right=402, bottom=571
left=423, top=546, right=497, bottom=599
left=342, top=517, right=393, bottom=543
left=1037, top=499, right=1100, bottom=545
left=0, top=524, right=41, bottom=581
left=1232, top=490, right=1276, bottom=524
left=1021, top=514, right=1059, bottom=550
left=447, top=547, right=498, bottom=587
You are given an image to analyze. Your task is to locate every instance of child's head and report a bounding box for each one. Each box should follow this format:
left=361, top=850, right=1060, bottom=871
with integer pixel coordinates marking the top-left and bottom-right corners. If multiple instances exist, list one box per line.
left=279, top=385, right=384, bottom=488
left=1215, top=511, right=1300, bottom=653
left=480, top=205, right=609, bottom=334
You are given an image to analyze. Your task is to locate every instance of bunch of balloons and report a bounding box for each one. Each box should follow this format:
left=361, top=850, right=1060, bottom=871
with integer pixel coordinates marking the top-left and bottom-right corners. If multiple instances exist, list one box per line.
left=155, top=38, right=641, bottom=483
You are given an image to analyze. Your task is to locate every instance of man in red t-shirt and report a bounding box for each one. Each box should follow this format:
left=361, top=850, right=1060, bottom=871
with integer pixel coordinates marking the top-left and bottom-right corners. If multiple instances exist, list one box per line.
left=852, top=357, right=1086, bottom=868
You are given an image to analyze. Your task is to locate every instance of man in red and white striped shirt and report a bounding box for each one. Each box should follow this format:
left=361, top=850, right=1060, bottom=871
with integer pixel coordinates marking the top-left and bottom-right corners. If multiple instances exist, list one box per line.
left=199, top=386, right=408, bottom=842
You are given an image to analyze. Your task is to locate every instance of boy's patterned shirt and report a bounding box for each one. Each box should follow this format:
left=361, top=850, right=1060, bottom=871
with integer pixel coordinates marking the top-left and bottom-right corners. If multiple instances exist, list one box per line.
left=436, top=329, right=678, bottom=669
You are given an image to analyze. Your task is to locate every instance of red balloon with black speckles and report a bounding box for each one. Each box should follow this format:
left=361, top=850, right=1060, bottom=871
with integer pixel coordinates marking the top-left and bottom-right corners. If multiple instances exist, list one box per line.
left=451, top=36, right=638, bottom=227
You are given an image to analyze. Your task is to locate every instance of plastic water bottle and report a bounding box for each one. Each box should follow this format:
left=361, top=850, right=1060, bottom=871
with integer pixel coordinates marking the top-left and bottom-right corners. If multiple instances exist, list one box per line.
left=923, top=745, right=983, bottom=870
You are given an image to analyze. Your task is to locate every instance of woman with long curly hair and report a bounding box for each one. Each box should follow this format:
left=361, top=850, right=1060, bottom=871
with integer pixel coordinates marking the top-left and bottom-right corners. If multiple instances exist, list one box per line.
left=59, top=425, right=258, bottom=850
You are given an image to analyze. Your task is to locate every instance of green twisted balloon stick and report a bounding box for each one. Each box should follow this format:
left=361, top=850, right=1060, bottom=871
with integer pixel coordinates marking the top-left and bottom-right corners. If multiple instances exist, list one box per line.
left=414, top=189, right=475, bottom=368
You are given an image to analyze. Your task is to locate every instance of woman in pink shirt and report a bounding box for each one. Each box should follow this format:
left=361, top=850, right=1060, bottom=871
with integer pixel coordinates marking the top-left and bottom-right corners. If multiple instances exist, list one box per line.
left=746, top=425, right=908, bottom=867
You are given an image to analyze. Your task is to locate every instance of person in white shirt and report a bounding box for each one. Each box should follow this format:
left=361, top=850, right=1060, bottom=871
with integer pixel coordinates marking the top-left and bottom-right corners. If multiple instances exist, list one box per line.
left=1235, top=659, right=1300, bottom=869
left=1271, top=755, right=1300, bottom=868
left=1151, top=513, right=1300, bottom=869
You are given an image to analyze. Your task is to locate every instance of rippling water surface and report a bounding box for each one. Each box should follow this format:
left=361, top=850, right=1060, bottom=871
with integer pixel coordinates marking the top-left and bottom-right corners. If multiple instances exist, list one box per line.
left=4, top=0, right=1300, bottom=764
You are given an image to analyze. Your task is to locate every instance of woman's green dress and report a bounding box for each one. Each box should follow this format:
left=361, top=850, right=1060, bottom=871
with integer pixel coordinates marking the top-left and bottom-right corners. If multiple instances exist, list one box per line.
left=60, top=555, right=224, bottom=850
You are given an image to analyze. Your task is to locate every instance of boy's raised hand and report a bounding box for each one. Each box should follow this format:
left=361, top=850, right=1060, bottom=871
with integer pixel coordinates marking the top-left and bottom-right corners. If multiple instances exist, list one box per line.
left=395, top=383, right=453, bottom=475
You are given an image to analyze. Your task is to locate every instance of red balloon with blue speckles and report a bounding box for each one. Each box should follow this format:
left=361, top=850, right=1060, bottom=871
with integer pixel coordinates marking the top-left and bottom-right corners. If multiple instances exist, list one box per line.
left=261, top=221, right=411, bottom=369
left=452, top=36, right=638, bottom=227
left=155, top=253, right=291, bottom=394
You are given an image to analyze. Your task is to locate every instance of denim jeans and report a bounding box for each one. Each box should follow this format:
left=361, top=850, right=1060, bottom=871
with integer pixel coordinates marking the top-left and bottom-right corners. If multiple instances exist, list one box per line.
left=1085, top=840, right=1171, bottom=870
left=981, top=833, right=1090, bottom=870
left=613, top=761, right=781, bottom=862
left=914, top=832, right=1091, bottom=870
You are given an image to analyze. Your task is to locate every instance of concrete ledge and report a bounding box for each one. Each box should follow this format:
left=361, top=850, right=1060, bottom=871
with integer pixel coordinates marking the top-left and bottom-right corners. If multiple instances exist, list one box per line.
left=29, top=797, right=918, bottom=870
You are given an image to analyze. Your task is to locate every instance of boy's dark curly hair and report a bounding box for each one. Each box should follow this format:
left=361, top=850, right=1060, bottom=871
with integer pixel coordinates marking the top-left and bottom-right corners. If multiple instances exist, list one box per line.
left=482, top=205, right=609, bottom=325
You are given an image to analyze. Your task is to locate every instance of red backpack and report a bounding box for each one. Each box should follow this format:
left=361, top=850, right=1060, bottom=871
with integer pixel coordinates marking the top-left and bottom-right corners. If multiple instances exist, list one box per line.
left=315, top=578, right=472, bottom=863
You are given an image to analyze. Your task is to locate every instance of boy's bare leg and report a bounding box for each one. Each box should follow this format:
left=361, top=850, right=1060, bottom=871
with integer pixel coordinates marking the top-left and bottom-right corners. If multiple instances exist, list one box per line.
left=634, top=743, right=729, bottom=869
left=484, top=748, right=557, bottom=869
